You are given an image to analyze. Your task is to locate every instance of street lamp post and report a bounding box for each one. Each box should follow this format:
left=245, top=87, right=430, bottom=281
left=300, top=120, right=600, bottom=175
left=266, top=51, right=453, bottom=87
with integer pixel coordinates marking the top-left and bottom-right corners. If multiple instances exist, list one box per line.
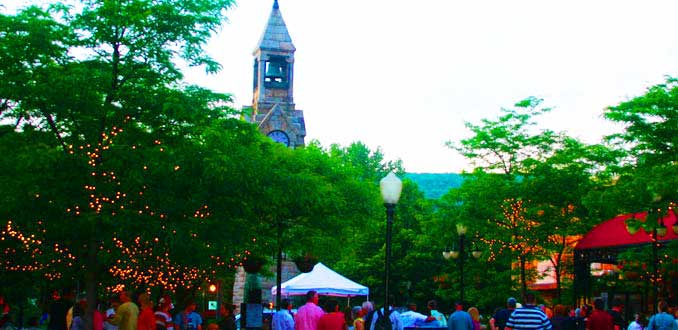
left=443, top=223, right=481, bottom=304
left=380, top=173, right=403, bottom=311
left=276, top=220, right=283, bottom=311
left=624, top=214, right=677, bottom=313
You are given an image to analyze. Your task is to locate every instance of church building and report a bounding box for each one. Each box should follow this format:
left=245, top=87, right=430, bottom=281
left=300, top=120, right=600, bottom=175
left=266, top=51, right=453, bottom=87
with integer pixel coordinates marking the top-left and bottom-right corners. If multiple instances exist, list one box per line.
left=244, top=0, right=306, bottom=148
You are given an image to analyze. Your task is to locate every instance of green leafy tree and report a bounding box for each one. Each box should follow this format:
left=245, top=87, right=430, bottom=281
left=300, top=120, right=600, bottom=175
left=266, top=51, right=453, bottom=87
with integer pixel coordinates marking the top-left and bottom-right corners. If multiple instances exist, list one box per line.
left=444, top=97, right=596, bottom=300
left=592, top=77, right=678, bottom=218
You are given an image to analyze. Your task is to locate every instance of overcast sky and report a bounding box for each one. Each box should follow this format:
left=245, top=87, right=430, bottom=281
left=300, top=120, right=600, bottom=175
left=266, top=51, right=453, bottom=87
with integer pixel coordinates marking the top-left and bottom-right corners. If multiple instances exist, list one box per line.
left=7, top=0, right=678, bottom=173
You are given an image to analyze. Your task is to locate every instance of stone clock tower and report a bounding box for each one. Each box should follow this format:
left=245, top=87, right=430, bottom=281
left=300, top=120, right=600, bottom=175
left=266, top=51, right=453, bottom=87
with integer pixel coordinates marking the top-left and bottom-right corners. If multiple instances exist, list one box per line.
left=245, top=0, right=305, bottom=148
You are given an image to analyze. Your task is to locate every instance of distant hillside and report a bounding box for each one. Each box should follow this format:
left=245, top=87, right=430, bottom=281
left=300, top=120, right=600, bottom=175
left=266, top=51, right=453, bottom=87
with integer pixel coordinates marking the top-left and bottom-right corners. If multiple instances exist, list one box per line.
left=405, top=173, right=464, bottom=200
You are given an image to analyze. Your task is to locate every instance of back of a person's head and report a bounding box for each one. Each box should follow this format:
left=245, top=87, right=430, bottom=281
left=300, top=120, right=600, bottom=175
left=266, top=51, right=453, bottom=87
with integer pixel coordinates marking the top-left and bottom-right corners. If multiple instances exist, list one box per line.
left=138, top=293, right=152, bottom=308
left=468, top=307, right=480, bottom=321
left=507, top=297, right=517, bottom=308
left=611, top=299, right=622, bottom=308
left=553, top=304, right=568, bottom=317
left=306, top=290, right=317, bottom=302
left=455, top=301, right=465, bottom=310
left=524, top=293, right=536, bottom=305
left=657, top=300, right=667, bottom=312
left=593, top=298, right=605, bottom=311
left=362, top=301, right=374, bottom=312
left=427, top=300, right=437, bottom=310
left=281, top=299, right=291, bottom=309
left=324, top=300, right=338, bottom=313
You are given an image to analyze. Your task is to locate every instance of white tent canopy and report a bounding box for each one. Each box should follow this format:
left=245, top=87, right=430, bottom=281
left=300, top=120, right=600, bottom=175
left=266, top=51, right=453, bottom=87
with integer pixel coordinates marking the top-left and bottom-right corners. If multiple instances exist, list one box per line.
left=271, top=262, right=369, bottom=297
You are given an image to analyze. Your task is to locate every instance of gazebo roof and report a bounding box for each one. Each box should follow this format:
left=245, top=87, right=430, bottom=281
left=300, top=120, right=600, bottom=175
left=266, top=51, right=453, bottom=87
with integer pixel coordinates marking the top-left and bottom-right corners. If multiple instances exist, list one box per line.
left=575, top=209, right=678, bottom=250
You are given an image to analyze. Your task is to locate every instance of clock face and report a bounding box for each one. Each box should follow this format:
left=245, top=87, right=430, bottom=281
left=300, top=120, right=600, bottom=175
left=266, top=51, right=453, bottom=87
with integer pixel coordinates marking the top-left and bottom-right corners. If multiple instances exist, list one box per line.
left=267, top=130, right=290, bottom=147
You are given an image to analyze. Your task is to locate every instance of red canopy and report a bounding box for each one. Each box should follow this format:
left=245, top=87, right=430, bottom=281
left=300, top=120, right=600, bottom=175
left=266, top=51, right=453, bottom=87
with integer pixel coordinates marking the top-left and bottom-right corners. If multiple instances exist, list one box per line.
left=575, top=210, right=678, bottom=250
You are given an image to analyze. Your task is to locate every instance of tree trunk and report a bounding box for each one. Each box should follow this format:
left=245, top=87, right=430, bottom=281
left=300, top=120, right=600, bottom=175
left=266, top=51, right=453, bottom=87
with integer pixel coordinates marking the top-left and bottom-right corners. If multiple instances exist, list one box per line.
left=519, top=255, right=527, bottom=299
left=84, top=223, right=99, bottom=330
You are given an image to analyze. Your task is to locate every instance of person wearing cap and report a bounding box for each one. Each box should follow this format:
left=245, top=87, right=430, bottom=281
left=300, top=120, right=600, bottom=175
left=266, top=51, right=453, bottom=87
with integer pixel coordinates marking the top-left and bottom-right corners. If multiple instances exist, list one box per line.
left=493, top=298, right=517, bottom=330
left=155, top=295, right=174, bottom=330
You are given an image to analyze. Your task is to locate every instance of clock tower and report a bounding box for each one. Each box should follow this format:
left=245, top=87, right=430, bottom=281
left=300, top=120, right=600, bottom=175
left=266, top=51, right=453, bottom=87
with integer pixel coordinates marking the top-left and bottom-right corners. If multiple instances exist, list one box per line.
left=245, top=0, right=305, bottom=148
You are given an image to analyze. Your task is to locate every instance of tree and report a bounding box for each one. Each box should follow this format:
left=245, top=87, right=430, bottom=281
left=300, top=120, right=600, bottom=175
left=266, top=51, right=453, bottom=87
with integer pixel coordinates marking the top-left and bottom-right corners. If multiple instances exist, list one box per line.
left=594, top=76, right=678, bottom=217
left=444, top=97, right=601, bottom=300
left=0, top=1, right=260, bottom=326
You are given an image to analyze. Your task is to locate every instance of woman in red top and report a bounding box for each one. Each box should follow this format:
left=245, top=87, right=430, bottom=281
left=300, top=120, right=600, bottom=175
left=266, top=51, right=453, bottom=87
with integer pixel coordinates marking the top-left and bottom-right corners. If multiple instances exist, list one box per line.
left=138, top=293, right=157, bottom=330
left=318, top=300, right=347, bottom=330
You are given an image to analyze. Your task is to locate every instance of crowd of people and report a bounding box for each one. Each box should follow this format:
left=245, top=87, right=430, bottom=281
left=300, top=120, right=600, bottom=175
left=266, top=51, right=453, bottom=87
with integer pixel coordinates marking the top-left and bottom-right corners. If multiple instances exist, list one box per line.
left=1, top=290, right=677, bottom=330
left=18, top=289, right=238, bottom=330
left=272, top=291, right=678, bottom=330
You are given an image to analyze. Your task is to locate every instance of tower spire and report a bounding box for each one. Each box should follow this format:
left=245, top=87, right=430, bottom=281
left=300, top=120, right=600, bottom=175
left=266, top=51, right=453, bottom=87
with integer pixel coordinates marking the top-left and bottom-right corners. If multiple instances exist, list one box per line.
left=273, top=0, right=279, bottom=10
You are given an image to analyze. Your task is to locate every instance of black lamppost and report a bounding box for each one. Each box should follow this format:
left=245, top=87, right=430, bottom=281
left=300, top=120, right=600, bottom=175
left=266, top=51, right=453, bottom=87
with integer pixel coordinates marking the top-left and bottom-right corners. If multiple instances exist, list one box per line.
left=276, top=219, right=283, bottom=311
left=443, top=223, right=481, bottom=304
left=380, top=172, right=403, bottom=310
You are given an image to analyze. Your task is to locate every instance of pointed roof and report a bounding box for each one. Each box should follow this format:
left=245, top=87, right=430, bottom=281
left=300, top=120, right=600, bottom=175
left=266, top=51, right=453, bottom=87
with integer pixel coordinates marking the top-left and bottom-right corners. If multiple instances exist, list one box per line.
left=255, top=0, right=295, bottom=53
left=271, top=263, right=369, bottom=297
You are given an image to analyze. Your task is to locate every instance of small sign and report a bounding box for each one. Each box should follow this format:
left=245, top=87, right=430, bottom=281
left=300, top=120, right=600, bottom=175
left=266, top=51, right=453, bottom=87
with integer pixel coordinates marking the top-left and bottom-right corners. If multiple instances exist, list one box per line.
left=208, top=301, right=217, bottom=310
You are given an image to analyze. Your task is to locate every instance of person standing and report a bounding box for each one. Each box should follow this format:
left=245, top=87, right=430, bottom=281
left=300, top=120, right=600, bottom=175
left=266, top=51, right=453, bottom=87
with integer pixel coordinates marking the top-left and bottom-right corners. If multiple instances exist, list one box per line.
left=627, top=314, right=644, bottom=330
left=607, top=300, right=625, bottom=330
left=586, top=299, right=613, bottom=330
left=154, top=295, right=174, bottom=330
left=174, top=299, right=202, bottom=330
left=467, top=307, right=481, bottom=330
left=137, top=293, right=156, bottom=330
left=273, top=300, right=294, bottom=330
left=505, top=293, right=552, bottom=330
left=318, top=300, right=346, bottom=330
left=368, top=299, right=403, bottom=330
left=647, top=301, right=677, bottom=330
left=217, top=305, right=236, bottom=330
left=104, top=296, right=121, bottom=330
left=494, top=298, right=517, bottom=330
left=110, top=291, right=140, bottom=330
left=294, top=291, right=324, bottom=330
left=448, top=302, right=473, bottom=330
left=48, top=290, right=73, bottom=330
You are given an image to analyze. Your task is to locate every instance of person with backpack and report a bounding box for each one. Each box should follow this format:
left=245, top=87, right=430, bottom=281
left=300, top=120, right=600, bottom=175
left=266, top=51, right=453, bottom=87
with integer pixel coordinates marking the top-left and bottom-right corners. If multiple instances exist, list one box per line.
left=369, top=300, right=403, bottom=330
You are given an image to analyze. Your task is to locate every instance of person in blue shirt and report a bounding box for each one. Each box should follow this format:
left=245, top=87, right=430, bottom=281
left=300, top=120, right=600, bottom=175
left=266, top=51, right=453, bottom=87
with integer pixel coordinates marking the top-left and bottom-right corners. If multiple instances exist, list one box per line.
left=448, top=302, right=473, bottom=330
left=647, top=301, right=677, bottom=330
left=273, top=299, right=295, bottom=330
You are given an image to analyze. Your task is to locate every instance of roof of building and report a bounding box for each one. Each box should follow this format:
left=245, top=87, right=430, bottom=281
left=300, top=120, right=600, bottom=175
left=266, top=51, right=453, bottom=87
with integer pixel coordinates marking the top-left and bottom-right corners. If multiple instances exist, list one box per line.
left=575, top=209, right=677, bottom=250
left=255, top=0, right=295, bottom=53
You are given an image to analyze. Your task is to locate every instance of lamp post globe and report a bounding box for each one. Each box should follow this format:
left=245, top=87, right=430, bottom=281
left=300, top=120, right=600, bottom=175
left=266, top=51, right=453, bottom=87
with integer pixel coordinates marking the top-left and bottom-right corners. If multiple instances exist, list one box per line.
left=442, top=223, right=482, bottom=304
left=380, top=172, right=402, bottom=311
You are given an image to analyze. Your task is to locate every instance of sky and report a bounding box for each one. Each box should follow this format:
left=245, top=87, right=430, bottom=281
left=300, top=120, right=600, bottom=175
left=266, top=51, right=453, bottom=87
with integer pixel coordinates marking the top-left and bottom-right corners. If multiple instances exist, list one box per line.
left=6, top=0, right=678, bottom=173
